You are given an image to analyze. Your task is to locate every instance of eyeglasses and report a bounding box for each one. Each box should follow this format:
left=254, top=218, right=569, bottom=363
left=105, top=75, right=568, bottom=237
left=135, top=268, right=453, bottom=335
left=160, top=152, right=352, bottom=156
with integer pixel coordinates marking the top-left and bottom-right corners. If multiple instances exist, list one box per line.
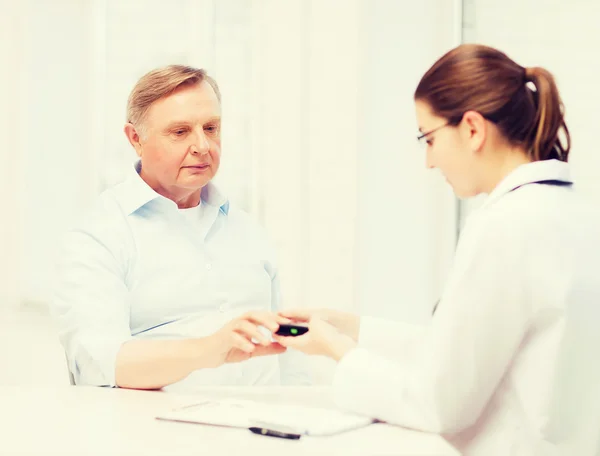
left=417, top=123, right=451, bottom=144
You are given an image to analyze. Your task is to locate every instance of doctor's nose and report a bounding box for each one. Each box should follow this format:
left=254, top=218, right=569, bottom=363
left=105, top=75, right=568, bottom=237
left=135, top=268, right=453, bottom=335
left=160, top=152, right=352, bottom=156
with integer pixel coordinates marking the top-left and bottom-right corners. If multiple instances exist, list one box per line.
left=425, top=152, right=435, bottom=170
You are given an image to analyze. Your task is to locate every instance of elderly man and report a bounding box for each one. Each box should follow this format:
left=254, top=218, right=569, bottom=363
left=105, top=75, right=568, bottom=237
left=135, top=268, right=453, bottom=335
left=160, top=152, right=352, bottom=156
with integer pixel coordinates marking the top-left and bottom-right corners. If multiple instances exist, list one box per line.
left=52, top=65, right=309, bottom=390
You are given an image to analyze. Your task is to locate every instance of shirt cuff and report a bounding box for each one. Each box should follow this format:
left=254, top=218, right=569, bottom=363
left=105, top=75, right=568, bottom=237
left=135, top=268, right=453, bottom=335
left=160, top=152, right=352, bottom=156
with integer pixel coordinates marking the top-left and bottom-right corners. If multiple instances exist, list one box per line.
left=332, top=348, right=376, bottom=414
left=73, top=334, right=132, bottom=387
left=332, top=347, right=436, bottom=432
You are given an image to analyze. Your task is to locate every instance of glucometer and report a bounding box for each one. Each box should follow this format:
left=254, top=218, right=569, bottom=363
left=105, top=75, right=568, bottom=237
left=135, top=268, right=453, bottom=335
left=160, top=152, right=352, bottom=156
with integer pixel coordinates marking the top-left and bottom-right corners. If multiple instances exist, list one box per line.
left=275, top=324, right=309, bottom=337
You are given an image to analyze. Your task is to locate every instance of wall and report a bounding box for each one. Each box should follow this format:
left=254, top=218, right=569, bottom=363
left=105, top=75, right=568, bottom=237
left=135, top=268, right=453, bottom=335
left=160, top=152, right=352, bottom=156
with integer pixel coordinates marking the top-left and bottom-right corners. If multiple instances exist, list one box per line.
left=355, top=0, right=459, bottom=324
left=4, top=0, right=459, bottom=322
left=0, top=0, right=25, bottom=310
left=1, top=0, right=459, bottom=383
left=459, top=0, right=600, bottom=227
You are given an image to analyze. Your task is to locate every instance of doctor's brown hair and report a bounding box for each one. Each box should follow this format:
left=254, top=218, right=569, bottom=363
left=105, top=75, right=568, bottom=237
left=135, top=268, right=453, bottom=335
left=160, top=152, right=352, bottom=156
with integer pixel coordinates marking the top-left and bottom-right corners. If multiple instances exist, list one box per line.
left=414, top=44, right=570, bottom=162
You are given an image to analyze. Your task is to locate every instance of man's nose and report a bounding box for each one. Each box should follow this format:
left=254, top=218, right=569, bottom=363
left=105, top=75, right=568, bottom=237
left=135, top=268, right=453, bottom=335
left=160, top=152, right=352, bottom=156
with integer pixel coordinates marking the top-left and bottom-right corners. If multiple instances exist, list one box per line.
left=191, top=131, right=210, bottom=155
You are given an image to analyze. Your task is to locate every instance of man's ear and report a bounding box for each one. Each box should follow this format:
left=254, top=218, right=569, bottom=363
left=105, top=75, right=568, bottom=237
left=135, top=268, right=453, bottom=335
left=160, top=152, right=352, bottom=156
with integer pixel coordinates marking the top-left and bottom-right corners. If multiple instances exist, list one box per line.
left=124, top=123, right=143, bottom=157
left=461, top=110, right=487, bottom=153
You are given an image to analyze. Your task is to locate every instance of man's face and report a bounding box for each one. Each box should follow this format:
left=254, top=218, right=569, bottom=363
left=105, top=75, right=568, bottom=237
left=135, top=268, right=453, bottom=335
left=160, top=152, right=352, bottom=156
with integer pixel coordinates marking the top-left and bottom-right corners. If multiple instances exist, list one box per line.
left=128, top=80, right=222, bottom=199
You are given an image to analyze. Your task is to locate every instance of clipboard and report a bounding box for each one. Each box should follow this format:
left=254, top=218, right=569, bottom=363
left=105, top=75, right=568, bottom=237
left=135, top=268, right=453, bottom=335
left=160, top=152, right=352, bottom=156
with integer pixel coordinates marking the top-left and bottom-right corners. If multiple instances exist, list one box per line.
left=156, top=397, right=374, bottom=436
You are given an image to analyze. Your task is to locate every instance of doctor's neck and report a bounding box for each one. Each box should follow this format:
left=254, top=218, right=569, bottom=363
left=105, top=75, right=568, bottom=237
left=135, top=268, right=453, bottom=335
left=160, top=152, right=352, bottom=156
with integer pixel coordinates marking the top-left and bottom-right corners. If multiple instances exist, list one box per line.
left=481, top=146, right=532, bottom=195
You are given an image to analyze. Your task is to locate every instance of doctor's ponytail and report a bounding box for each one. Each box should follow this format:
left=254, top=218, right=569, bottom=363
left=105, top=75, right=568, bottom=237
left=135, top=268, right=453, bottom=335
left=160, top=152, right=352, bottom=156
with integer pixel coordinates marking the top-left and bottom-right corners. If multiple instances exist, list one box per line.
left=524, top=67, right=571, bottom=162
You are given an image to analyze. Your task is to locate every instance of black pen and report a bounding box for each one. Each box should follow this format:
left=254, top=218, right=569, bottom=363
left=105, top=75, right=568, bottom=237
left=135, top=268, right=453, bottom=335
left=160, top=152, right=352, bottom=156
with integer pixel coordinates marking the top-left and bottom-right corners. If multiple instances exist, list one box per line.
left=249, top=426, right=302, bottom=440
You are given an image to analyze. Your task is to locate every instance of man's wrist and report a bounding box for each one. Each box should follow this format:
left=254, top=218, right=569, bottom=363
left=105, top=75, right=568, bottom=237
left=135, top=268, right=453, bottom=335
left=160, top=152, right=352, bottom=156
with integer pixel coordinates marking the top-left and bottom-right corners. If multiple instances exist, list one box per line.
left=189, top=335, right=223, bottom=369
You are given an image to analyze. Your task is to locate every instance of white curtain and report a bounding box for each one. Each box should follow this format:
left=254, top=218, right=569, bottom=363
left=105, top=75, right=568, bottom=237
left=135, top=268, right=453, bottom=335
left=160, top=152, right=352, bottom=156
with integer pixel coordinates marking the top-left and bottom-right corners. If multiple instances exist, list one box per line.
left=0, top=1, right=25, bottom=310
left=249, top=0, right=460, bottom=380
left=248, top=0, right=362, bottom=315
left=2, top=0, right=458, bottom=353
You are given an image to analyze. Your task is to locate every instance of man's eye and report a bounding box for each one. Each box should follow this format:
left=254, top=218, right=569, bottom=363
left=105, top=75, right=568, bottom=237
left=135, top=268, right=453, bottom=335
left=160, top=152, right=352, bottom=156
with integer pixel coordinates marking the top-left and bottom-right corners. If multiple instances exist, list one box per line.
left=173, top=129, right=187, bottom=136
left=205, top=125, right=219, bottom=134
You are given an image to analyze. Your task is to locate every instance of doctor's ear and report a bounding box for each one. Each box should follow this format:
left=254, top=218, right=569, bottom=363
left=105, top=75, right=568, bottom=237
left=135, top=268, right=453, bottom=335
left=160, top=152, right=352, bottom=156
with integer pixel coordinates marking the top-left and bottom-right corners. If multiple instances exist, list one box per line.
left=460, top=110, right=487, bottom=153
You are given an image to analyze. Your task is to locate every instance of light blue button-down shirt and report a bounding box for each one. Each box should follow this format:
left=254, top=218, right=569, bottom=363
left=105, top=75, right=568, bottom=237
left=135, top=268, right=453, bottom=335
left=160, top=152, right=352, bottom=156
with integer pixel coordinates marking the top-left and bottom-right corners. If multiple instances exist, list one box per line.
left=52, top=161, right=310, bottom=389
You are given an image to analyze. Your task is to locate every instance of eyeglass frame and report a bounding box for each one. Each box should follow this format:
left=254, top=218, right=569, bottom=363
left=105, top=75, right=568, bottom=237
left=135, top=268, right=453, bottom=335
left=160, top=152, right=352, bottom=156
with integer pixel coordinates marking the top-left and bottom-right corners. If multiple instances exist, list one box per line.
left=415, top=111, right=488, bottom=144
left=416, top=123, right=451, bottom=143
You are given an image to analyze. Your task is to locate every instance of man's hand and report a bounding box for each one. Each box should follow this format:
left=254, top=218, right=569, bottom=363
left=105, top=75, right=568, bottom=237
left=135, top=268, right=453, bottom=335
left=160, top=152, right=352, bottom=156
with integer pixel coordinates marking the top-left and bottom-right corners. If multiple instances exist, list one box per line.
left=278, top=308, right=361, bottom=341
left=208, top=311, right=290, bottom=367
left=273, top=317, right=357, bottom=361
left=115, top=311, right=290, bottom=390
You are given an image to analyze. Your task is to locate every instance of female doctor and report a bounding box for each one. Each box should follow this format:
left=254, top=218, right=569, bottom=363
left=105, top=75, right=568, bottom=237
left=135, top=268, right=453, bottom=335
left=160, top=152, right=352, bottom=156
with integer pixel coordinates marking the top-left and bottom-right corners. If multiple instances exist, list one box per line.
left=275, top=44, right=600, bottom=456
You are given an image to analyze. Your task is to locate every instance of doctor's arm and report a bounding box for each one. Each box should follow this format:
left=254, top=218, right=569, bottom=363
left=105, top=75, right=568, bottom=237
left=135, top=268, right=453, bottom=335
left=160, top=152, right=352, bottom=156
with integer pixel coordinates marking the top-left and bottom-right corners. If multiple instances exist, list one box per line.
left=330, top=223, right=533, bottom=434
left=276, top=220, right=533, bottom=434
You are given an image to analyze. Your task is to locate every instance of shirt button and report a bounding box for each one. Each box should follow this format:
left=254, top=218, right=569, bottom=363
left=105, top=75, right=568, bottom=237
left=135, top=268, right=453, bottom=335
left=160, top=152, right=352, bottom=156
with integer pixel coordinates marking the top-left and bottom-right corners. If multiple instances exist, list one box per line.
left=205, top=263, right=212, bottom=271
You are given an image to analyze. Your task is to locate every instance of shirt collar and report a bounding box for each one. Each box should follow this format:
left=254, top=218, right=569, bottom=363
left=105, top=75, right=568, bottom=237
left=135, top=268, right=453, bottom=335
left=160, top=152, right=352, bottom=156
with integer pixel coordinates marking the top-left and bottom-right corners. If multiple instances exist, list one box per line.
left=200, top=179, right=230, bottom=214
left=118, top=160, right=230, bottom=215
left=480, top=159, right=572, bottom=209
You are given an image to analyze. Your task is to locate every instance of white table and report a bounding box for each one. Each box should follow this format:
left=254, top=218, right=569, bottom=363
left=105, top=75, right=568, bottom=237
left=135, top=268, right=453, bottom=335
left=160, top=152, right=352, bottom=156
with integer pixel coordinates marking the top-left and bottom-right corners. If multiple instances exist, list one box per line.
left=0, top=386, right=459, bottom=455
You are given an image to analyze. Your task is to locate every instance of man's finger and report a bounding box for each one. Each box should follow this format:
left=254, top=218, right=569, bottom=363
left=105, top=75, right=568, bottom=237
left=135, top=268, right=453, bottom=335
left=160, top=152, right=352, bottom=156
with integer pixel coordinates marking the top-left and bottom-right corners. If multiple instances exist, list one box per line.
left=251, top=343, right=287, bottom=358
left=243, top=312, right=280, bottom=332
left=232, top=333, right=255, bottom=353
left=234, top=320, right=270, bottom=345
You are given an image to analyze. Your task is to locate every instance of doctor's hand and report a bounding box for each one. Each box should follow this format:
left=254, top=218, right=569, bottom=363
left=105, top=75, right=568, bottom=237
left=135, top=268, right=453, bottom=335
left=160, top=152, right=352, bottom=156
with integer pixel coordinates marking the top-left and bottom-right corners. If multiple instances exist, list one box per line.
left=278, top=308, right=361, bottom=341
left=273, top=317, right=357, bottom=361
left=208, top=311, right=290, bottom=367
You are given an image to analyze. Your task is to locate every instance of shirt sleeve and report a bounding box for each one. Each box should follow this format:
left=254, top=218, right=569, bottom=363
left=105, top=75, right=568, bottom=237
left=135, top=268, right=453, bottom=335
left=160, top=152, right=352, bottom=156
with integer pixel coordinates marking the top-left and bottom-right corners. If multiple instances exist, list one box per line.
left=51, top=224, right=133, bottom=387
left=332, top=215, right=533, bottom=434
